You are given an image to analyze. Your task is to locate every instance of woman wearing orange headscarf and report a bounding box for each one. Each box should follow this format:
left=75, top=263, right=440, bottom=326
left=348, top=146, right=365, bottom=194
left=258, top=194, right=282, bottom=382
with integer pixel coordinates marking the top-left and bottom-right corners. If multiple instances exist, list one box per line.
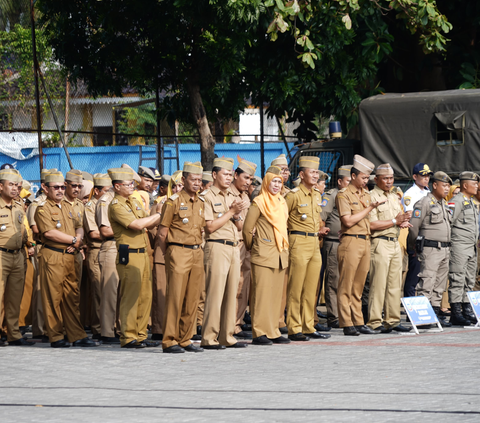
left=243, top=166, right=290, bottom=345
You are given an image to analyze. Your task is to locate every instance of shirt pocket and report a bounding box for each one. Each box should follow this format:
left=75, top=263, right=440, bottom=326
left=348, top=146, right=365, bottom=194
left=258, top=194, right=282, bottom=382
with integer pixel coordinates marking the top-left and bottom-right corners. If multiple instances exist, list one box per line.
left=297, top=204, right=309, bottom=218
left=212, top=203, right=225, bottom=218
left=463, top=206, right=475, bottom=223
left=376, top=203, right=389, bottom=219
left=429, top=207, right=443, bottom=224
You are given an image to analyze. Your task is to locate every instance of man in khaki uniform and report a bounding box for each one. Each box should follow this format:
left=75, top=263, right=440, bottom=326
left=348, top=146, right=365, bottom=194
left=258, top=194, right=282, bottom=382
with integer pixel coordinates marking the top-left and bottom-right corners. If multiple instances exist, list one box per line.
left=108, top=167, right=163, bottom=348
left=336, top=155, right=385, bottom=336
left=367, top=164, right=412, bottom=332
left=95, top=186, right=121, bottom=344
left=35, top=171, right=97, bottom=348
left=158, top=162, right=205, bottom=353
left=201, top=157, right=249, bottom=349
left=84, top=173, right=112, bottom=339
left=0, top=169, right=34, bottom=346
left=27, top=168, right=57, bottom=341
left=285, top=155, right=331, bottom=341
left=230, top=159, right=256, bottom=339
left=320, top=164, right=352, bottom=328
left=409, top=171, right=453, bottom=327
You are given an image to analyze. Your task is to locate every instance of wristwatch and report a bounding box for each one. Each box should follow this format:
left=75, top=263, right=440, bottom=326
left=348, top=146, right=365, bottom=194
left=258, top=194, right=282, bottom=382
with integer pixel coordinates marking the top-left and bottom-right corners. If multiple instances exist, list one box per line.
left=392, top=219, right=397, bottom=226
left=72, top=236, right=77, bottom=244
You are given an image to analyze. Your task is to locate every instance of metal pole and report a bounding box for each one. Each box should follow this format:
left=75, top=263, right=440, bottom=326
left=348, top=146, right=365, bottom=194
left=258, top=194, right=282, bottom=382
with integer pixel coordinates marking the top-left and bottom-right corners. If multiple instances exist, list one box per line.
left=276, top=115, right=292, bottom=161
left=38, top=69, right=74, bottom=169
left=260, top=100, right=265, bottom=177
left=30, top=0, right=43, bottom=171
left=155, top=87, right=163, bottom=174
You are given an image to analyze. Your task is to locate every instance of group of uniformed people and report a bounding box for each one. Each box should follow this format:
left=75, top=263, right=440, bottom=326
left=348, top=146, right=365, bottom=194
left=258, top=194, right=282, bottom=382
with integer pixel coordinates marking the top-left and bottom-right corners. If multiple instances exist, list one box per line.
left=0, top=152, right=478, bottom=351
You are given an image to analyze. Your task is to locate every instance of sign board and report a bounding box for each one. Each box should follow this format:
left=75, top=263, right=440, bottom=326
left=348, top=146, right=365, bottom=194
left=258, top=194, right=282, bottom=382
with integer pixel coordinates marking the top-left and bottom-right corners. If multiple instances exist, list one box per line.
left=401, top=296, right=442, bottom=334
left=467, top=291, right=480, bottom=328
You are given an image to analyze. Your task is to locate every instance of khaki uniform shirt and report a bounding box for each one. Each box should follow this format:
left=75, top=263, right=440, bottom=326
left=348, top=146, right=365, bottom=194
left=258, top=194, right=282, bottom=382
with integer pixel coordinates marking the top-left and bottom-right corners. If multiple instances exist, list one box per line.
left=336, top=184, right=371, bottom=236
left=321, top=188, right=341, bottom=240
left=35, top=198, right=82, bottom=248
left=285, top=183, right=322, bottom=233
left=449, top=192, right=478, bottom=245
left=160, top=190, right=205, bottom=245
left=108, top=194, right=149, bottom=249
left=26, top=193, right=47, bottom=228
left=243, top=202, right=288, bottom=269
left=408, top=193, right=451, bottom=249
left=368, top=185, right=401, bottom=238
left=95, top=190, right=115, bottom=235
left=151, top=195, right=167, bottom=264
left=229, top=184, right=250, bottom=240
left=0, top=197, right=26, bottom=250
left=84, top=197, right=101, bottom=248
left=203, top=186, right=239, bottom=242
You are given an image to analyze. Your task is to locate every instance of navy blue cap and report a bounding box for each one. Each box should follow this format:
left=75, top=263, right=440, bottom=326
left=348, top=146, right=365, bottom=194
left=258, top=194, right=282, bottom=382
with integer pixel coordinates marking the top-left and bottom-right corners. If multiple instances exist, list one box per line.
left=0, top=163, right=14, bottom=170
left=412, top=163, right=433, bottom=176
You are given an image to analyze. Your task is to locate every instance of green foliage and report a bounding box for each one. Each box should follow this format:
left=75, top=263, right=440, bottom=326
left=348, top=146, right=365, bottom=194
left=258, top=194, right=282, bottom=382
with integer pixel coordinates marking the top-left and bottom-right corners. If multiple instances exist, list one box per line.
left=458, top=62, right=480, bottom=89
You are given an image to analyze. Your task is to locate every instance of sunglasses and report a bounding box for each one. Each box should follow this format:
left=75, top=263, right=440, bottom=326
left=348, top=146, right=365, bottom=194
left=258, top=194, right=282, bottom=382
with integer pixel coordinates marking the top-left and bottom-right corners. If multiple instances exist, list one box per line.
left=49, top=185, right=66, bottom=190
left=68, top=183, right=83, bottom=189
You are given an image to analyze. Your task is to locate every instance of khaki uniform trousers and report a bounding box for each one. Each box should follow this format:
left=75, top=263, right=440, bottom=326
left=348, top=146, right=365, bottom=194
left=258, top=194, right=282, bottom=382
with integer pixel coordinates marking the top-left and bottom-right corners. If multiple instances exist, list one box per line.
left=417, top=246, right=449, bottom=307
left=19, top=254, right=34, bottom=326
left=116, top=251, right=152, bottom=346
left=278, top=269, right=288, bottom=328
left=151, top=263, right=167, bottom=335
left=0, top=251, right=25, bottom=341
left=31, top=244, right=45, bottom=337
left=337, top=236, right=370, bottom=327
left=40, top=248, right=86, bottom=343
left=201, top=242, right=240, bottom=347
left=98, top=240, right=120, bottom=338
left=448, top=244, right=477, bottom=304
left=251, top=264, right=285, bottom=339
left=235, top=242, right=251, bottom=333
left=367, top=238, right=402, bottom=329
left=162, top=246, right=204, bottom=349
left=86, top=248, right=102, bottom=335
left=196, top=284, right=206, bottom=327
left=323, top=240, right=340, bottom=324
left=287, top=234, right=321, bottom=335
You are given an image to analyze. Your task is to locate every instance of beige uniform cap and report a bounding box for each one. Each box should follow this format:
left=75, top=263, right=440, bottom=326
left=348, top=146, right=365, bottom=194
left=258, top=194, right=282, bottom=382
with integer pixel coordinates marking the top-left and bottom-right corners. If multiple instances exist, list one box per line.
left=299, top=155, right=320, bottom=170
left=93, top=173, right=112, bottom=187
left=213, top=157, right=234, bottom=171
left=183, top=161, right=203, bottom=175
left=338, top=165, right=353, bottom=178
left=108, top=167, right=134, bottom=182
left=45, top=171, right=65, bottom=184
left=65, top=169, right=83, bottom=183
left=0, top=168, right=22, bottom=183
left=375, top=163, right=394, bottom=176
left=237, top=159, right=257, bottom=176
left=353, top=155, right=375, bottom=175
left=271, top=154, right=288, bottom=167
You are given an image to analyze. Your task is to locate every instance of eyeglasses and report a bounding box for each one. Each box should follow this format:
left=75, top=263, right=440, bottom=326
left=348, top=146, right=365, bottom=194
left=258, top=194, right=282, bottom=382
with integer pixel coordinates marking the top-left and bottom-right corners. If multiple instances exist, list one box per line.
left=49, top=185, right=66, bottom=190
left=120, top=183, right=134, bottom=187
left=68, top=183, right=83, bottom=189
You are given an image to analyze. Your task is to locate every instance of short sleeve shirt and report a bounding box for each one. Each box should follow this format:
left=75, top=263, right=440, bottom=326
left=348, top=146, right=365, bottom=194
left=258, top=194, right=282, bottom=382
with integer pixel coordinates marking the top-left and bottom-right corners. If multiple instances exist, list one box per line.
left=84, top=197, right=101, bottom=248
left=336, top=183, right=371, bottom=236
left=203, top=185, right=239, bottom=242
left=0, top=197, right=25, bottom=250
left=285, top=183, right=322, bottom=233
left=228, top=184, right=250, bottom=240
left=369, top=185, right=401, bottom=238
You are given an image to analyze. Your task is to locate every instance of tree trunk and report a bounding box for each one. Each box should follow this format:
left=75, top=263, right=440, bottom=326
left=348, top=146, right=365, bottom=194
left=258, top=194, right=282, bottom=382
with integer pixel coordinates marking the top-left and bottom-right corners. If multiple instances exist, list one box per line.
left=187, top=76, right=216, bottom=170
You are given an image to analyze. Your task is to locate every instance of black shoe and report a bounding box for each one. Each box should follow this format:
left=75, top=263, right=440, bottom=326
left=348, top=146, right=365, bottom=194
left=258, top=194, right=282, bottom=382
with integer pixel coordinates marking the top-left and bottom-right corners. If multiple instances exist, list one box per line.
left=100, top=336, right=120, bottom=344
left=327, top=321, right=340, bottom=329
left=244, top=311, right=252, bottom=324
left=140, top=340, right=160, bottom=348
left=343, top=326, right=360, bottom=336
left=51, top=339, right=71, bottom=348
left=73, top=337, right=100, bottom=347
left=462, top=303, right=478, bottom=324
left=226, top=342, right=248, bottom=348
left=270, top=336, right=291, bottom=344
left=316, top=310, right=327, bottom=319
left=392, top=324, right=412, bottom=332
left=184, top=343, right=204, bottom=352
left=191, top=334, right=202, bottom=341
left=9, top=337, right=35, bottom=346
left=121, top=340, right=146, bottom=349
left=376, top=324, right=392, bottom=333
left=433, top=306, right=453, bottom=327
left=234, top=331, right=252, bottom=339
left=92, top=333, right=101, bottom=340
left=0, top=340, right=6, bottom=347
left=288, top=333, right=310, bottom=341
left=151, top=333, right=163, bottom=341
left=31, top=334, right=49, bottom=342
left=20, top=326, right=30, bottom=335
left=305, top=331, right=331, bottom=339
left=439, top=308, right=451, bottom=317
left=241, top=324, right=252, bottom=331
left=314, top=323, right=332, bottom=332
left=279, top=326, right=288, bottom=334
left=450, top=303, right=471, bottom=326
left=252, top=335, right=273, bottom=345
left=163, top=345, right=185, bottom=354
left=418, top=323, right=434, bottom=329
left=356, top=325, right=381, bottom=334
left=196, top=325, right=202, bottom=335
left=202, top=344, right=226, bottom=350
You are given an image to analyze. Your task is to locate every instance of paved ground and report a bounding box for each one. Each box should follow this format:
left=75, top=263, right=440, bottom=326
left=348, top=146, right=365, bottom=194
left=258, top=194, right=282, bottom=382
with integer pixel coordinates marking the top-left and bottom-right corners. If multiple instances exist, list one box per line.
left=1, top=321, right=480, bottom=422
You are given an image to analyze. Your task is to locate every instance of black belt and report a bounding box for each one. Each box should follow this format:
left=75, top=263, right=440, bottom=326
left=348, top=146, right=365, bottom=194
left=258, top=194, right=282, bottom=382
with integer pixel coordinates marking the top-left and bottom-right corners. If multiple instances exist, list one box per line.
left=0, top=247, right=21, bottom=254
left=126, top=248, right=146, bottom=253
left=324, top=238, right=340, bottom=243
left=169, top=243, right=201, bottom=250
left=375, top=236, right=398, bottom=242
left=207, top=239, right=239, bottom=247
left=288, top=231, right=318, bottom=237
left=424, top=239, right=451, bottom=248
left=105, top=237, right=115, bottom=241
left=342, top=234, right=370, bottom=240
left=44, top=245, right=76, bottom=255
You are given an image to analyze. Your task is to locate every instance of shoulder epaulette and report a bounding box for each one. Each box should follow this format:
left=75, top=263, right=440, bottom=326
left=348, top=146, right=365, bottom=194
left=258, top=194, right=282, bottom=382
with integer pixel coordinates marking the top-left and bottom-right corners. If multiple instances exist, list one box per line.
left=38, top=201, right=46, bottom=206
left=199, top=196, right=205, bottom=202
left=86, top=201, right=92, bottom=207
left=111, top=199, right=118, bottom=205
left=326, top=189, right=335, bottom=195
left=169, top=193, right=179, bottom=201
left=339, top=188, right=347, bottom=193
left=200, top=189, right=209, bottom=196
left=290, top=187, right=300, bottom=193
left=313, top=187, right=320, bottom=192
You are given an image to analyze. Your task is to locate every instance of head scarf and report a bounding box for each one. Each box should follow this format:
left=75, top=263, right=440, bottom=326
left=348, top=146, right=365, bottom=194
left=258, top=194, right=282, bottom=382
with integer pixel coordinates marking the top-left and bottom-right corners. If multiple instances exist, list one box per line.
left=167, top=170, right=183, bottom=198
left=79, top=179, right=94, bottom=202
left=253, top=171, right=289, bottom=253
left=446, top=184, right=459, bottom=202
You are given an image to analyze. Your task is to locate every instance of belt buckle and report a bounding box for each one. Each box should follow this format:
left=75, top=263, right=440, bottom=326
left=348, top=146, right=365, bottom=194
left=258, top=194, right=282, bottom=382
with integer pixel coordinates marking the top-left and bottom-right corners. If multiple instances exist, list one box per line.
left=193, top=245, right=199, bottom=250
left=233, top=241, right=238, bottom=247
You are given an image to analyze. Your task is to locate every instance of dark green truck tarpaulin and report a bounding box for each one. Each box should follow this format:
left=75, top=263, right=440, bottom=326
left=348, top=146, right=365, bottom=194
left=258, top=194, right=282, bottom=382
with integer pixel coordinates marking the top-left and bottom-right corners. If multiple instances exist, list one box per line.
left=359, top=89, right=480, bottom=180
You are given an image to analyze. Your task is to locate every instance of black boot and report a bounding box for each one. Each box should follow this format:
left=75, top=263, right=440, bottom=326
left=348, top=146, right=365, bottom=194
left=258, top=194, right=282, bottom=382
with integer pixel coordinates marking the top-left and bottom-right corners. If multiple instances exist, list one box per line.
left=449, top=303, right=471, bottom=326
left=433, top=306, right=452, bottom=327
left=462, top=303, right=478, bottom=324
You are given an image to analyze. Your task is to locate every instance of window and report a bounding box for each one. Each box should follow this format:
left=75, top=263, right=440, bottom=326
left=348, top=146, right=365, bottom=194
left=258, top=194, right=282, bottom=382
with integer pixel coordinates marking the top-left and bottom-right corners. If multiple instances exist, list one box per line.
left=435, top=111, right=465, bottom=146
